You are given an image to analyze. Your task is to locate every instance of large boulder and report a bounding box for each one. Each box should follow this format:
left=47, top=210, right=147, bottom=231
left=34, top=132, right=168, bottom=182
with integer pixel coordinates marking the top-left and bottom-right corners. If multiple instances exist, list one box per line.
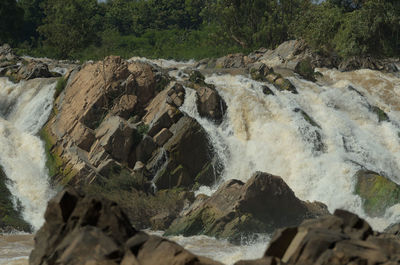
left=355, top=170, right=400, bottom=217
left=153, top=116, right=218, bottom=189
left=165, top=171, right=328, bottom=243
left=30, top=189, right=221, bottom=265
left=187, top=70, right=227, bottom=124
left=16, top=61, right=55, bottom=80
left=239, top=210, right=400, bottom=265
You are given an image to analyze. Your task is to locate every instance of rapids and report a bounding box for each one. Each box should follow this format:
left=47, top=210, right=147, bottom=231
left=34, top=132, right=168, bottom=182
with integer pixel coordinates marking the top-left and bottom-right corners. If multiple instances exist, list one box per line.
left=0, top=77, right=56, bottom=231
left=1, top=59, right=400, bottom=264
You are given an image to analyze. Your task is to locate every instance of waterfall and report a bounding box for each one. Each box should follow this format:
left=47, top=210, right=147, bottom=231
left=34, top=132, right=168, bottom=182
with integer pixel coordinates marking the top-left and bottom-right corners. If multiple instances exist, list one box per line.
left=0, top=77, right=56, bottom=231
left=178, top=68, right=400, bottom=231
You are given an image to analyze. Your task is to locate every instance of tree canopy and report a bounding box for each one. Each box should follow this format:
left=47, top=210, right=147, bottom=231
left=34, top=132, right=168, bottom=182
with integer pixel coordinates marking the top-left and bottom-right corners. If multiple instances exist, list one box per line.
left=0, top=0, right=398, bottom=60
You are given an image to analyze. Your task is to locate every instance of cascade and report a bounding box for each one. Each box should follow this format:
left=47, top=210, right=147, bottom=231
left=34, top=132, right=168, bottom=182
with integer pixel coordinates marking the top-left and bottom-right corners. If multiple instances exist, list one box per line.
left=0, top=77, right=56, bottom=231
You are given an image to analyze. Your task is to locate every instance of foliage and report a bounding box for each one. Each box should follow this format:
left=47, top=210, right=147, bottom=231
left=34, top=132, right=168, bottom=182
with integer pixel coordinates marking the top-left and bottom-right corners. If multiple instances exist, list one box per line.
left=54, top=77, right=67, bottom=99
left=2, top=0, right=399, bottom=60
left=38, top=0, right=103, bottom=58
left=0, top=166, right=31, bottom=232
left=0, top=0, right=23, bottom=44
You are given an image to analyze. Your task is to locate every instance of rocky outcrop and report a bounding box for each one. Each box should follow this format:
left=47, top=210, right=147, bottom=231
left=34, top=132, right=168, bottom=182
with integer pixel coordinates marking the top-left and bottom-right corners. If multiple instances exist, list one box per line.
left=186, top=70, right=227, bottom=124
left=165, top=172, right=328, bottom=243
left=42, top=56, right=217, bottom=189
left=30, top=189, right=220, bottom=265
left=355, top=170, right=400, bottom=217
left=30, top=188, right=400, bottom=265
left=238, top=209, right=400, bottom=265
left=153, top=116, right=218, bottom=189
left=0, top=44, right=75, bottom=82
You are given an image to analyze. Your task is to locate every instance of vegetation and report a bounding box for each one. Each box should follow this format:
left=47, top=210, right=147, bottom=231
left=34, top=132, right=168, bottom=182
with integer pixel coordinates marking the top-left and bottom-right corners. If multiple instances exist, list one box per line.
left=0, top=0, right=399, bottom=61
left=0, top=166, right=31, bottom=232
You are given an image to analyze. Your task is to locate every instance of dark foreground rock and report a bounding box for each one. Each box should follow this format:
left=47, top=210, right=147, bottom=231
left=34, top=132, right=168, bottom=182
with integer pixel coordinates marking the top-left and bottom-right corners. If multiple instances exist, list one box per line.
left=30, top=189, right=221, bottom=265
left=165, top=172, right=329, bottom=243
left=31, top=188, right=400, bottom=265
left=237, top=209, right=400, bottom=265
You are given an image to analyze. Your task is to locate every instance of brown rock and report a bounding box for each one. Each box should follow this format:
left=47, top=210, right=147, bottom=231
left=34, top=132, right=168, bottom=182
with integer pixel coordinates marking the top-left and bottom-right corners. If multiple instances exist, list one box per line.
left=94, top=115, right=137, bottom=163
left=111, top=95, right=137, bottom=119
left=153, top=128, right=173, bottom=146
left=153, top=116, right=218, bottom=189
left=30, top=189, right=221, bottom=265
left=165, top=172, right=328, bottom=242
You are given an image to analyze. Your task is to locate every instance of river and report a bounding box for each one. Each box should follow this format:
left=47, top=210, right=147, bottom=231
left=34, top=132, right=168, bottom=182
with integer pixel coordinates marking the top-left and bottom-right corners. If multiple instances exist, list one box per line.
left=1, top=60, right=400, bottom=264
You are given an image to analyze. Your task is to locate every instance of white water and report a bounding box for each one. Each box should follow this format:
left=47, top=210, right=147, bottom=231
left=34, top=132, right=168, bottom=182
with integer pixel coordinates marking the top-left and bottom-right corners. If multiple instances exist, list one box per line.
left=179, top=68, right=400, bottom=231
left=2, top=58, right=400, bottom=264
left=0, top=77, right=56, bottom=231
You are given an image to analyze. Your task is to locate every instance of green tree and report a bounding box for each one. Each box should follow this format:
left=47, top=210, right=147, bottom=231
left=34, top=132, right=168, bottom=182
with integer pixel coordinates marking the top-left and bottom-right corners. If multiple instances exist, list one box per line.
left=0, top=0, right=23, bottom=44
left=38, top=0, right=103, bottom=58
left=17, top=0, right=45, bottom=42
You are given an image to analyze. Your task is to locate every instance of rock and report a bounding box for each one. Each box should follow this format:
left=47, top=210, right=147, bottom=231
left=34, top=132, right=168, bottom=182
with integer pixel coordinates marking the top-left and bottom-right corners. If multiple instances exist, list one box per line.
left=153, top=116, right=218, bottom=189
left=274, top=77, right=298, bottom=94
left=165, top=171, right=328, bottom=242
left=215, top=53, right=248, bottom=68
left=194, top=83, right=227, bottom=124
left=16, top=62, right=54, bottom=80
left=262, top=85, right=274, bottom=96
left=248, top=62, right=272, bottom=81
left=153, top=128, right=173, bottom=146
left=147, top=111, right=173, bottom=137
left=354, top=170, right=400, bottom=217
left=111, top=94, right=137, bottom=119
left=135, top=135, right=157, bottom=163
left=294, top=57, right=316, bottom=81
left=94, top=115, right=137, bottom=163
left=30, top=189, right=219, bottom=265
left=256, top=209, right=400, bottom=265
left=185, top=72, right=227, bottom=124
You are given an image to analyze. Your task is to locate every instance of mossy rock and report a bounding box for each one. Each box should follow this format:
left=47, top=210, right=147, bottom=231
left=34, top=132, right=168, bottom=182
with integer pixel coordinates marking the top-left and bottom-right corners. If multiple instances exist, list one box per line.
left=188, top=70, right=206, bottom=85
left=0, top=166, right=31, bottom=232
left=355, top=170, right=400, bottom=217
left=274, top=77, right=298, bottom=94
left=295, top=58, right=317, bottom=82
left=370, top=106, right=389, bottom=122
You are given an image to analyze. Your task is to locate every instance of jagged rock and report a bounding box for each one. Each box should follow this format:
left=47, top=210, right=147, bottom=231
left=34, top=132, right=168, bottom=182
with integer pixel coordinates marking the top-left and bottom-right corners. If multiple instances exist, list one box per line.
left=30, top=189, right=219, bottom=265
left=253, top=209, right=400, bottom=265
left=248, top=62, right=272, bottom=81
left=94, top=115, right=138, bottom=163
left=185, top=71, right=227, bottom=124
left=111, top=94, right=138, bottom=119
left=274, top=77, right=298, bottom=94
left=147, top=111, right=173, bottom=137
left=294, top=57, right=316, bottom=81
left=153, top=128, right=173, bottom=146
left=215, top=53, right=251, bottom=68
left=16, top=62, right=55, bottom=80
left=354, top=170, right=400, bottom=217
left=135, top=135, right=157, bottom=163
left=153, top=116, right=218, bottom=189
left=165, top=171, right=328, bottom=242
left=195, top=84, right=227, bottom=123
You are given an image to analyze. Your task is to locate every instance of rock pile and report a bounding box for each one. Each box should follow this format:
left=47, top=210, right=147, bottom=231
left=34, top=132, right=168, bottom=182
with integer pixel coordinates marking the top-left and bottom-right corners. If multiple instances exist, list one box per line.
left=30, top=189, right=221, bottom=265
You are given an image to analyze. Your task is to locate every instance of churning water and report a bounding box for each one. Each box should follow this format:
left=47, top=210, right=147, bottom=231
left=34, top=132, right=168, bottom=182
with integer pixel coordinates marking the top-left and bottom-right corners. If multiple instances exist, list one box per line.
left=1, top=60, right=400, bottom=264
left=0, top=77, right=56, bottom=231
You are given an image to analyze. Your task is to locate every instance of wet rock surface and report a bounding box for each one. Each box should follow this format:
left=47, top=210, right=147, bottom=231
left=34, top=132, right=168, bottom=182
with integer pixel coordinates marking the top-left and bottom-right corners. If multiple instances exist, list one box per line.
left=165, top=171, right=329, bottom=242
left=237, top=210, right=400, bottom=265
